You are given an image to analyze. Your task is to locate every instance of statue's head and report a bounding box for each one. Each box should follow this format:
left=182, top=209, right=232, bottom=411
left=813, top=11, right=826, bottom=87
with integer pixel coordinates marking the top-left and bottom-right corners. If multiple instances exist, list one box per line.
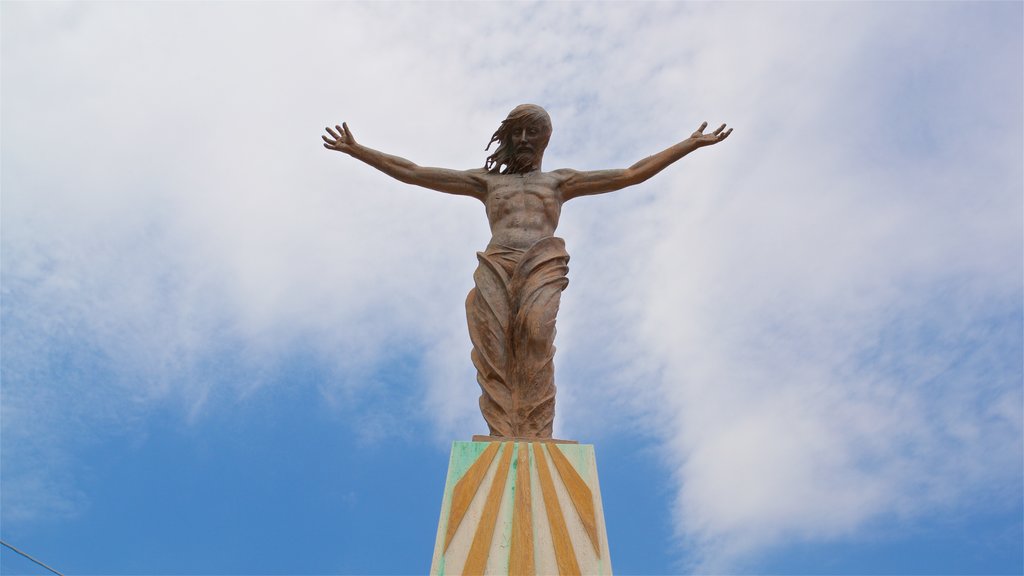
left=485, top=104, right=552, bottom=175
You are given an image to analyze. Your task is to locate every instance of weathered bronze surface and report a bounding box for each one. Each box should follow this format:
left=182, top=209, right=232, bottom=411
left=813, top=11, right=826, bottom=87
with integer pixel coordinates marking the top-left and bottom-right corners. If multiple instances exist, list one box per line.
left=323, top=104, right=731, bottom=438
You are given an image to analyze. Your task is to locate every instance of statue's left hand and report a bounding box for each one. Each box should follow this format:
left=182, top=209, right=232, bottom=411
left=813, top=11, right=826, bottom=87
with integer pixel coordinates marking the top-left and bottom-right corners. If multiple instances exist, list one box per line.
left=322, top=123, right=357, bottom=154
left=690, top=122, right=732, bottom=147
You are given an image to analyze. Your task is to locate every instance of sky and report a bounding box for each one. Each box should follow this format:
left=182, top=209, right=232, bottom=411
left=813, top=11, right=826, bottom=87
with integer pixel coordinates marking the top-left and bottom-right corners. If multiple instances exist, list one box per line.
left=1, top=2, right=1021, bottom=575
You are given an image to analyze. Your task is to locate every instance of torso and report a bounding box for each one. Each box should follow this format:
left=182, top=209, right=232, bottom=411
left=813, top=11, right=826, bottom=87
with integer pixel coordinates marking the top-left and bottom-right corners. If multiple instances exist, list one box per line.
left=480, top=169, right=572, bottom=250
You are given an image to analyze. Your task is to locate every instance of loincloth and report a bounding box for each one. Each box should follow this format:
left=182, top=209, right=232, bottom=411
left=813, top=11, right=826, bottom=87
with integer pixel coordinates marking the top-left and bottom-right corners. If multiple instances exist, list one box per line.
left=465, top=237, right=570, bottom=438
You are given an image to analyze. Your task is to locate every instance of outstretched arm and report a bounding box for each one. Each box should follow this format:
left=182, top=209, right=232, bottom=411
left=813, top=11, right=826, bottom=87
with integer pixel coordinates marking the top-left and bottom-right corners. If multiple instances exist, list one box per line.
left=322, top=123, right=486, bottom=201
left=560, top=122, right=732, bottom=201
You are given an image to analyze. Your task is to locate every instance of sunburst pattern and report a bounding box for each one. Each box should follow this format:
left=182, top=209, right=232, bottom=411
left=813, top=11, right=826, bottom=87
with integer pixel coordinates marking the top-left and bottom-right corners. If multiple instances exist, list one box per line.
left=432, top=441, right=610, bottom=575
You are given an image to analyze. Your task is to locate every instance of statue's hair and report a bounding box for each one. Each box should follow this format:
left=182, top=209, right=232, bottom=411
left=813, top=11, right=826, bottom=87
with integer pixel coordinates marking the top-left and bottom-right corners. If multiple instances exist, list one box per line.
left=484, top=104, right=552, bottom=174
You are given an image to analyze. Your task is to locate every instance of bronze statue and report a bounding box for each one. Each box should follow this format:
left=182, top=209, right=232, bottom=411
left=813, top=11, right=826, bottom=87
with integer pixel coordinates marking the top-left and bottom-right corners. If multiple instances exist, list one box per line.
left=323, top=104, right=731, bottom=438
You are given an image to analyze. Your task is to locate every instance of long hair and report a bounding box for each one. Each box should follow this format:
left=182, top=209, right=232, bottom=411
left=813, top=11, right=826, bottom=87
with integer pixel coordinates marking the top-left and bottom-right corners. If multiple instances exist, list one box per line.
left=484, top=104, right=552, bottom=174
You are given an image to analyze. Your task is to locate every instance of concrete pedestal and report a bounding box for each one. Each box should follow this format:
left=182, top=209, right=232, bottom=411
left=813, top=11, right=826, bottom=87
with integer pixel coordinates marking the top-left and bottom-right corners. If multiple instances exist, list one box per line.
left=430, top=440, right=612, bottom=575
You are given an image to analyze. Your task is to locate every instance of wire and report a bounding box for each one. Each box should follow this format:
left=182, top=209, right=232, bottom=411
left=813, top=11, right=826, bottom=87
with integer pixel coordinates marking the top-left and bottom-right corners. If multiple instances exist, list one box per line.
left=0, top=540, right=65, bottom=576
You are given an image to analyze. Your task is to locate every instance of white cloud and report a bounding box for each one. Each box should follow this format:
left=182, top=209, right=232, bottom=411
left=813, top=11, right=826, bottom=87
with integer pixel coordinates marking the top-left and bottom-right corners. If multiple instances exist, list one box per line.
left=550, top=3, right=1022, bottom=570
left=2, top=1, right=1020, bottom=570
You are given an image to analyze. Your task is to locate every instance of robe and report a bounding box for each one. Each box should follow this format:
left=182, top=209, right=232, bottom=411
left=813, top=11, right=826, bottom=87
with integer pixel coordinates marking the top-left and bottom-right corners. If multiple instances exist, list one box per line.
left=465, top=236, right=569, bottom=438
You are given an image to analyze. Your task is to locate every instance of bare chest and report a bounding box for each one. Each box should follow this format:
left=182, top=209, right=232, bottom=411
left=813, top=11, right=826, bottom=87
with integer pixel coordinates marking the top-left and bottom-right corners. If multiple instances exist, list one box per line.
left=484, top=173, right=563, bottom=219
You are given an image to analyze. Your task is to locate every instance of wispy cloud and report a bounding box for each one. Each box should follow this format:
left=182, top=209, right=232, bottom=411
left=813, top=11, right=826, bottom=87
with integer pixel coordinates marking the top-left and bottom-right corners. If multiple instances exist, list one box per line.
left=552, top=3, right=1022, bottom=570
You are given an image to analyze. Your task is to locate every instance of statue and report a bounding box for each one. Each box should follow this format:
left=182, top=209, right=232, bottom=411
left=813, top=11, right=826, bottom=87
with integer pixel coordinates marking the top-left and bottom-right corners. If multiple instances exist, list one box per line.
left=323, top=104, right=731, bottom=438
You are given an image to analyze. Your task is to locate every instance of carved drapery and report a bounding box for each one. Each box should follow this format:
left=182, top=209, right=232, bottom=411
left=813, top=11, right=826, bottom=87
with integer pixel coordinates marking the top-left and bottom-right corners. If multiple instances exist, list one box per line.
left=465, top=237, right=569, bottom=438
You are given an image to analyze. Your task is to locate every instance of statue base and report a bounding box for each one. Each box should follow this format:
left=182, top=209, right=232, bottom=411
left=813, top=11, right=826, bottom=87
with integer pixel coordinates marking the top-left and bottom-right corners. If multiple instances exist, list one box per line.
left=429, top=440, right=612, bottom=575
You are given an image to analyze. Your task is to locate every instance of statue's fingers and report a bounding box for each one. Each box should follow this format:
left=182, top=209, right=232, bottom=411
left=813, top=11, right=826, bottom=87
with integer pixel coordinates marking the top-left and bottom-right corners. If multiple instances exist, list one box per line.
left=698, top=121, right=708, bottom=133
left=342, top=122, right=353, bottom=139
left=713, top=123, right=726, bottom=135
left=322, top=134, right=335, bottom=144
left=326, top=126, right=340, bottom=138
left=720, top=128, right=733, bottom=140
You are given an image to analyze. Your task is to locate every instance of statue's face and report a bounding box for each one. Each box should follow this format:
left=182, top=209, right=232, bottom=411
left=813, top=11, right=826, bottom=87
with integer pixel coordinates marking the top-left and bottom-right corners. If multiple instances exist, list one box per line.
left=507, top=120, right=551, bottom=172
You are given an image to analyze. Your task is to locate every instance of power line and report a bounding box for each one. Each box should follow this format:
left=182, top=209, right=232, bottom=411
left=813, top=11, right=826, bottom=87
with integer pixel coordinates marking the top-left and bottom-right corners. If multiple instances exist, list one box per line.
left=0, top=540, right=65, bottom=576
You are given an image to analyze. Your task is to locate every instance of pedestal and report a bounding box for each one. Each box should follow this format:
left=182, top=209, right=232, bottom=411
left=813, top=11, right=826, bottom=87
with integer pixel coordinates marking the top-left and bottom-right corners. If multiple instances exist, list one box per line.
left=430, top=440, right=612, bottom=575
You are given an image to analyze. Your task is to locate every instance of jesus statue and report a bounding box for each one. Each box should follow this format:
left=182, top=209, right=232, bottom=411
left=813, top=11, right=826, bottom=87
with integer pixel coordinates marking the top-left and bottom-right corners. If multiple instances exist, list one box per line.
left=323, top=104, right=731, bottom=439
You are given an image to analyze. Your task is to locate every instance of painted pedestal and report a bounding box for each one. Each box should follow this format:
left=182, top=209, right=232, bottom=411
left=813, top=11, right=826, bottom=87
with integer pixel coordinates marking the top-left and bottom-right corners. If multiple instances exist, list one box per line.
left=430, top=441, right=612, bottom=575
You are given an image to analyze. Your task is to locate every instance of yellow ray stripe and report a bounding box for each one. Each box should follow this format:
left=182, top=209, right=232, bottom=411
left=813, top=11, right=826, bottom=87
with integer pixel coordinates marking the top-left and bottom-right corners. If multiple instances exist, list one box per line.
left=464, top=442, right=514, bottom=575
left=536, top=443, right=581, bottom=576
left=509, top=443, right=535, bottom=576
left=444, top=441, right=502, bottom=552
left=546, top=443, right=600, bottom=557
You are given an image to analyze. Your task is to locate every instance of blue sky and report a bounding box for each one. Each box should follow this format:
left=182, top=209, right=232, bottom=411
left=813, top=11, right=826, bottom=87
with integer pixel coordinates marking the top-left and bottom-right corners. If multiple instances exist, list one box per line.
left=2, top=2, right=1021, bottom=574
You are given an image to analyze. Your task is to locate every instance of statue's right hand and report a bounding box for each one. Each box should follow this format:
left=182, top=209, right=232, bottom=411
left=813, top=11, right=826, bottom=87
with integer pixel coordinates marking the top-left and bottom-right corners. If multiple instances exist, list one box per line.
left=322, top=123, right=357, bottom=153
